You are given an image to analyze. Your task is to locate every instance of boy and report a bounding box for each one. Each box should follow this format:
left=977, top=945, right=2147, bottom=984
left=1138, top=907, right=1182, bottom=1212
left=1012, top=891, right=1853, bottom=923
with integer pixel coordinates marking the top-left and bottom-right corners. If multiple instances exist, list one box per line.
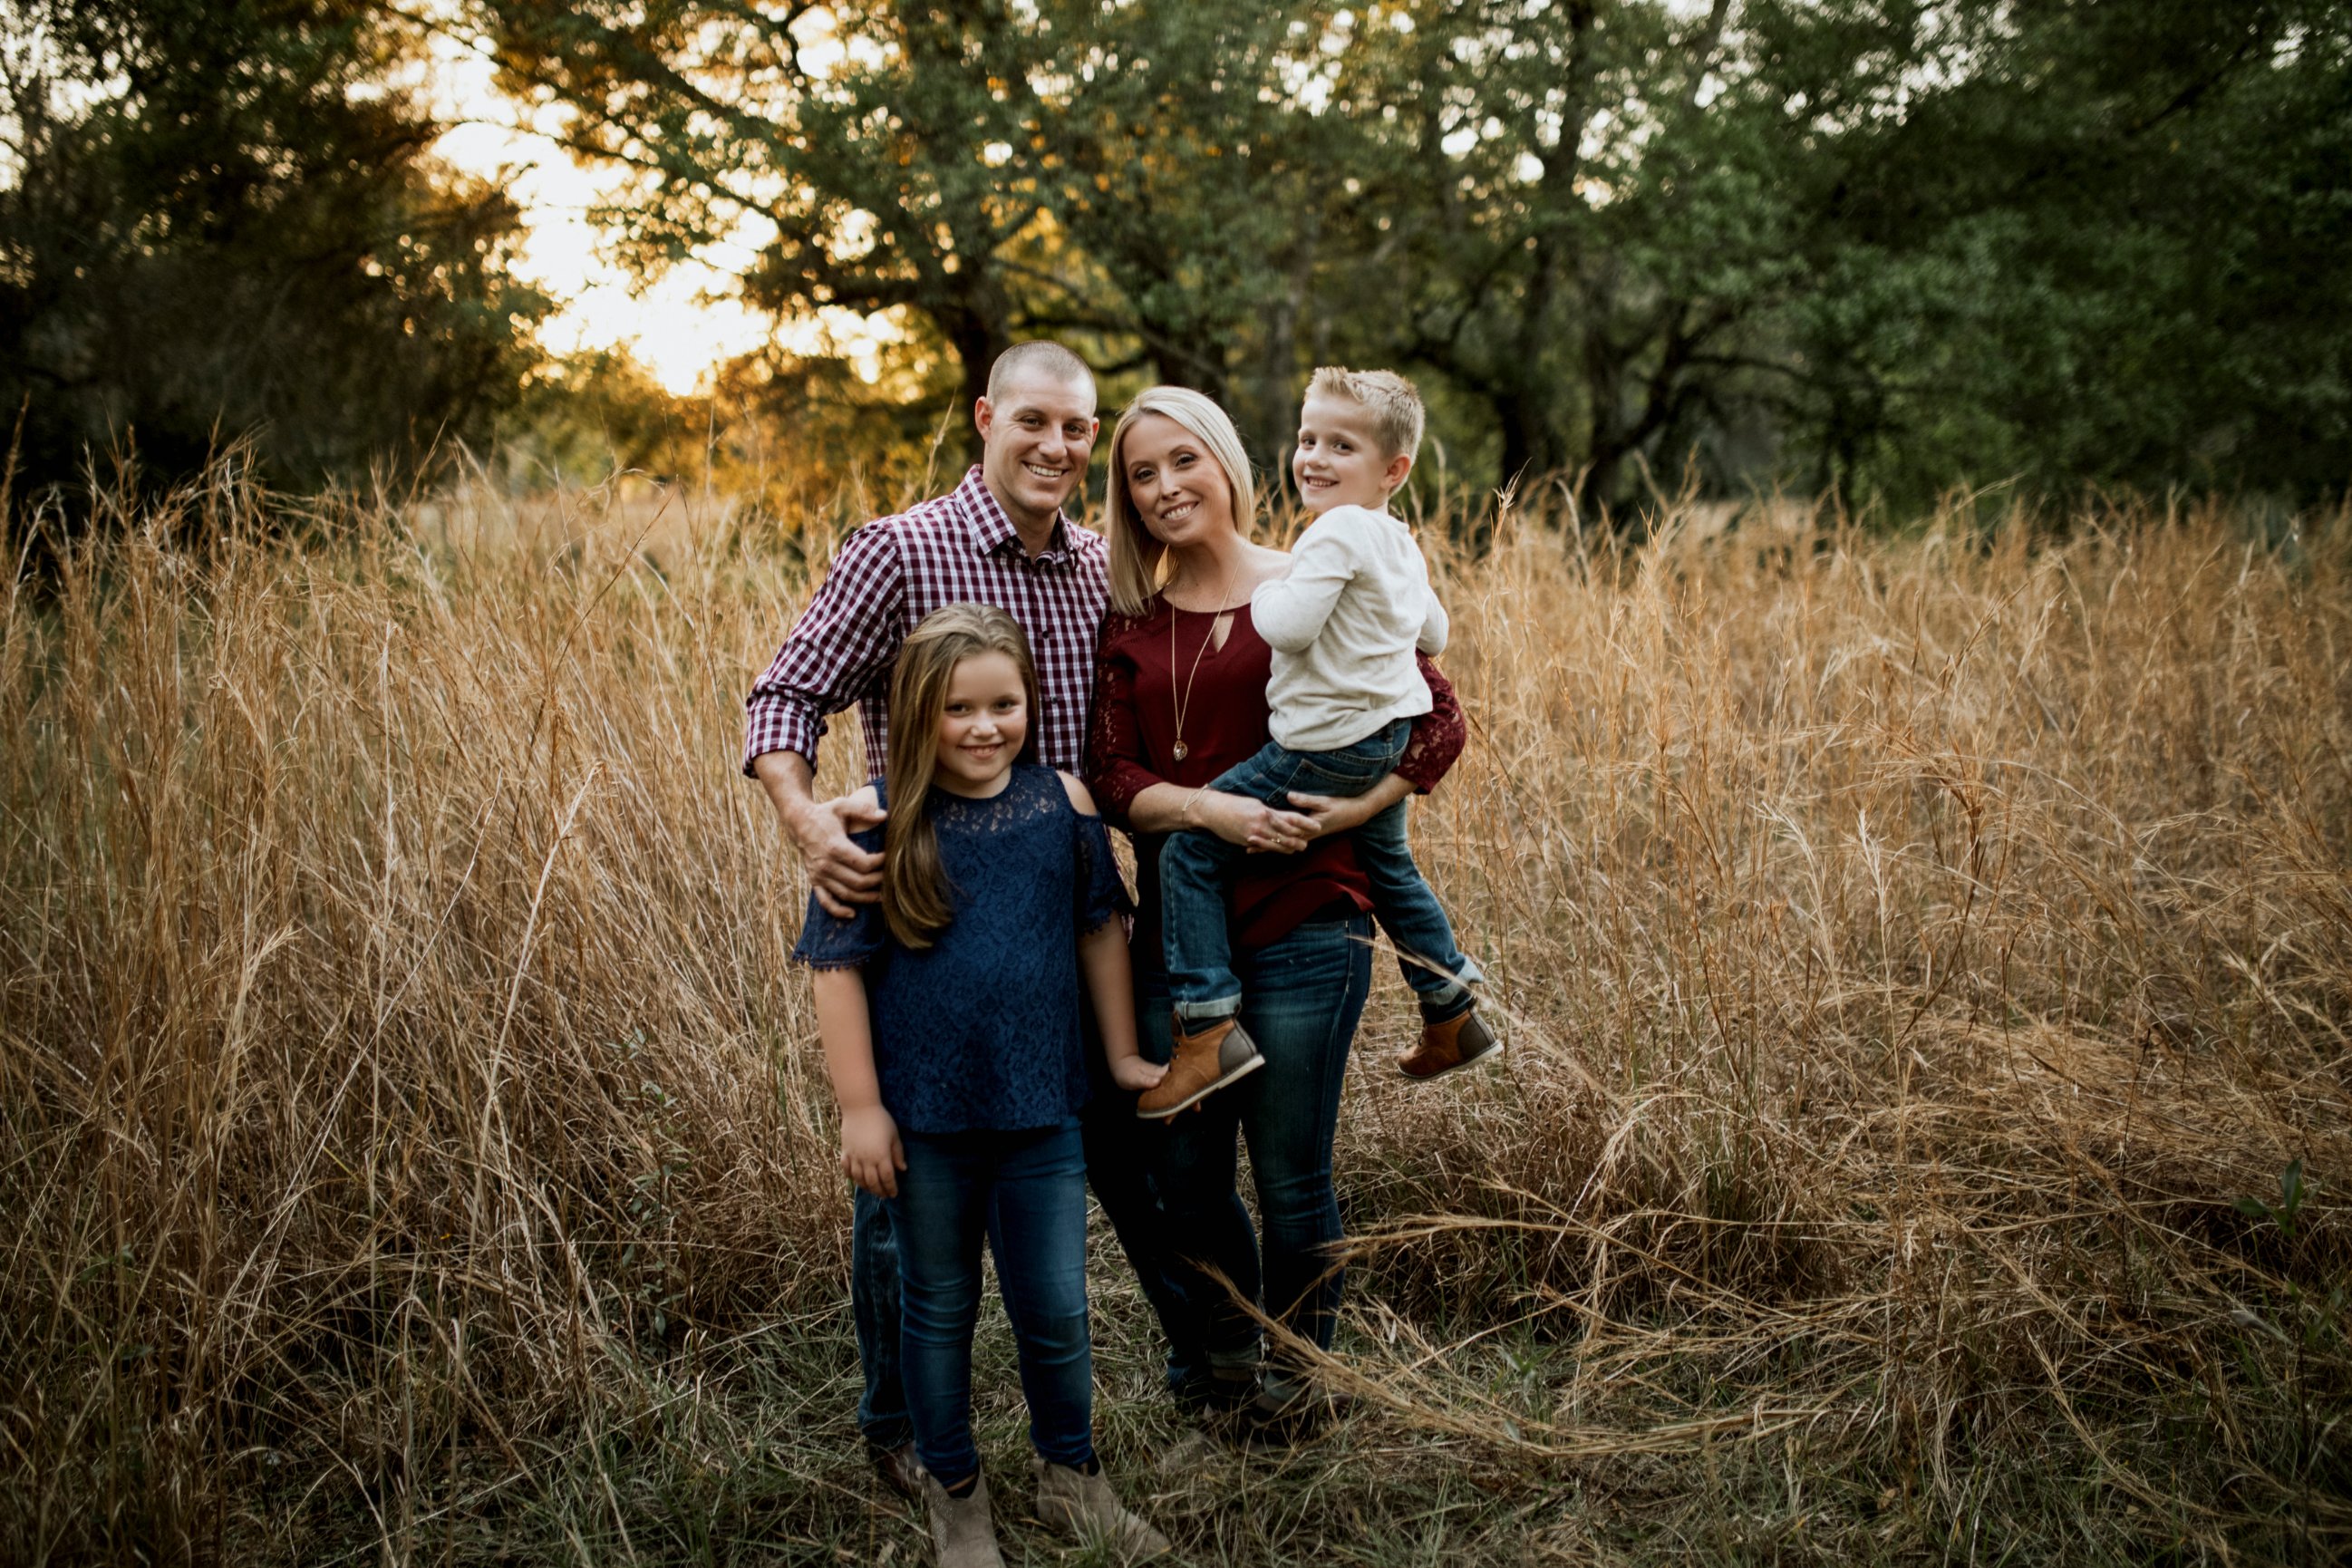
left=1138, top=367, right=1494, bottom=1118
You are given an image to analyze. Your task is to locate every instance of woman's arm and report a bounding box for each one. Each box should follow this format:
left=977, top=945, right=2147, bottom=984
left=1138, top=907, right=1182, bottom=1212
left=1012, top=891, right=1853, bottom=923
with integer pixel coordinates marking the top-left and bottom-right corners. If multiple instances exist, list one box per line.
left=1287, top=656, right=1466, bottom=834
left=1125, top=779, right=1320, bottom=854
left=811, top=968, right=904, bottom=1198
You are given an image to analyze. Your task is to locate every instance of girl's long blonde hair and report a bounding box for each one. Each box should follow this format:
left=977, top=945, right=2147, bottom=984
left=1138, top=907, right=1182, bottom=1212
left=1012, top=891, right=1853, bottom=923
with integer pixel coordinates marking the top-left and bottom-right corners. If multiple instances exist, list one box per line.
left=881, top=604, right=1041, bottom=948
left=1102, top=386, right=1259, bottom=615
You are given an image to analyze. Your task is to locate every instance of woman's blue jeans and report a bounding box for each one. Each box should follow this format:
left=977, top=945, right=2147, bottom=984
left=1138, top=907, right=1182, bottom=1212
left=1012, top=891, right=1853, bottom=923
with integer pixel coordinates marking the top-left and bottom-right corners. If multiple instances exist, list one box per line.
left=1140, top=915, right=1373, bottom=1368
left=885, top=1121, right=1095, bottom=1482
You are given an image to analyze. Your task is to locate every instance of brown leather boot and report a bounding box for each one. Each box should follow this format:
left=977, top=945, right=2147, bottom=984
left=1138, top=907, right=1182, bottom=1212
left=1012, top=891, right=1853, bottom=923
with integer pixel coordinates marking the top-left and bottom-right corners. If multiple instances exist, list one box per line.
left=1399, top=1005, right=1499, bottom=1080
left=1137, top=1013, right=1264, bottom=1118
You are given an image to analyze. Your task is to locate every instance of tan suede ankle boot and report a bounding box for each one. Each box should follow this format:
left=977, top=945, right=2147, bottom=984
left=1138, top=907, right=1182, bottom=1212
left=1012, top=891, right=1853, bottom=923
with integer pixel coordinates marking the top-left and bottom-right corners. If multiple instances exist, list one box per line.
left=920, top=1470, right=1003, bottom=1568
left=1033, top=1458, right=1173, bottom=1562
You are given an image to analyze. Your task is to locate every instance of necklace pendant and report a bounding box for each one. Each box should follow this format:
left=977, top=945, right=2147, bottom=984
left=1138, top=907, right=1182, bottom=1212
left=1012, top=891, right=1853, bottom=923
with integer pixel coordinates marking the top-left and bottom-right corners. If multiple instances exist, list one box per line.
left=1172, top=740, right=1189, bottom=762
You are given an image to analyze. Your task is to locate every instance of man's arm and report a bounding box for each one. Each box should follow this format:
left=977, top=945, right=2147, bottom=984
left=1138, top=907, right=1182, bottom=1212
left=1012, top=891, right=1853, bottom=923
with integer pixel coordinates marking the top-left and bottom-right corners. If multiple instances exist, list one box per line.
left=758, top=761, right=886, bottom=919
left=743, top=525, right=903, bottom=913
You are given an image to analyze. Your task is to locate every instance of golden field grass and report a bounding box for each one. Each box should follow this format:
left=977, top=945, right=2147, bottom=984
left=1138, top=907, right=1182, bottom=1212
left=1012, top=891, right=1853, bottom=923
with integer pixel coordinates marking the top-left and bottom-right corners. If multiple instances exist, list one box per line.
left=2, top=470, right=2347, bottom=1565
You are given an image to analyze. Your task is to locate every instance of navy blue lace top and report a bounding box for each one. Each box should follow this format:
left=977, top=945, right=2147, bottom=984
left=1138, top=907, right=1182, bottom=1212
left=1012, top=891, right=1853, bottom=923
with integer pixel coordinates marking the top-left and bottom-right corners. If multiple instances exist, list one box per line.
left=791, top=764, right=1131, bottom=1134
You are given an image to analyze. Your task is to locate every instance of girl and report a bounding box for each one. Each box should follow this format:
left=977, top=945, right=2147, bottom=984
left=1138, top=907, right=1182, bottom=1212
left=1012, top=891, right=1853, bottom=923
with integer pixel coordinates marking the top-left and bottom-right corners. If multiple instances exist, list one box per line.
left=794, top=604, right=1172, bottom=1568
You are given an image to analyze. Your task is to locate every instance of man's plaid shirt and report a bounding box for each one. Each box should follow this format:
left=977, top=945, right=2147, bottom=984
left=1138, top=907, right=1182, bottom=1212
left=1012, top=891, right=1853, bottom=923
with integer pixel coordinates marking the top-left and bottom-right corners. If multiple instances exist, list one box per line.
left=743, top=467, right=1109, bottom=780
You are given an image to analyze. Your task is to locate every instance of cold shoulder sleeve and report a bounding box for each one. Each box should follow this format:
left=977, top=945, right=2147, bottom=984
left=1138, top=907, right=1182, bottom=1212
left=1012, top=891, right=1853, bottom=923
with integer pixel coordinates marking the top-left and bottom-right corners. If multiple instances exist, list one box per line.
left=1084, top=608, right=1160, bottom=829
left=789, top=821, right=888, bottom=969
left=1072, top=808, right=1133, bottom=934
left=1396, top=654, right=1466, bottom=795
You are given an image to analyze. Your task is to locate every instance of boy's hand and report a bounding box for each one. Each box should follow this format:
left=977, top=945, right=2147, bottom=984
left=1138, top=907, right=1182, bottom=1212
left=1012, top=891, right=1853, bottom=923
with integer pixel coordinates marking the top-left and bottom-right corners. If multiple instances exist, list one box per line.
left=1110, top=1054, right=1169, bottom=1093
left=1287, top=774, right=1412, bottom=837
left=840, top=1105, right=905, bottom=1197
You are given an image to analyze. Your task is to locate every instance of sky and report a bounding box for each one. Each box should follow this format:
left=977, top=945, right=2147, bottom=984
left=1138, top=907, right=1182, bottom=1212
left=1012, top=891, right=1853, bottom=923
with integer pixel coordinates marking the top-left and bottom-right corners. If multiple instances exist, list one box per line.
left=421, top=23, right=891, bottom=396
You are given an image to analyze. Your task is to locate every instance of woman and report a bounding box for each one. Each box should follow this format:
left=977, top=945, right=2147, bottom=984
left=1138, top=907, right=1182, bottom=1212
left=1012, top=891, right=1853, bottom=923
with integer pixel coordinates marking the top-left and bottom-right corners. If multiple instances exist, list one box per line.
left=1084, top=386, right=1466, bottom=1437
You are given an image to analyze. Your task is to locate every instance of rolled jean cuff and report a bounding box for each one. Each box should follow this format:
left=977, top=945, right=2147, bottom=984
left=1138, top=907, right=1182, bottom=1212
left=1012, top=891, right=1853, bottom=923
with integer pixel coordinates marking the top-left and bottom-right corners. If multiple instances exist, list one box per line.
left=1172, top=995, right=1243, bottom=1026
left=1413, top=957, right=1485, bottom=1017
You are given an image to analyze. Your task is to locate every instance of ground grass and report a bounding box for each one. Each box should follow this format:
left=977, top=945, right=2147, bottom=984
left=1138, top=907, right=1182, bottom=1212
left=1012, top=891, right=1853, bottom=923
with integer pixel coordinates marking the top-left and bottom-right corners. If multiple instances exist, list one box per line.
left=2, top=469, right=2347, bottom=1564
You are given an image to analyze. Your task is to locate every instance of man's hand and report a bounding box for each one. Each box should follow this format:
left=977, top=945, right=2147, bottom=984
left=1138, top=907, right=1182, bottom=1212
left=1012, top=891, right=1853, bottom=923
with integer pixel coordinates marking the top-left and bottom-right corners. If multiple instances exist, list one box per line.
left=840, top=1104, right=905, bottom=1198
left=791, top=793, right=887, bottom=918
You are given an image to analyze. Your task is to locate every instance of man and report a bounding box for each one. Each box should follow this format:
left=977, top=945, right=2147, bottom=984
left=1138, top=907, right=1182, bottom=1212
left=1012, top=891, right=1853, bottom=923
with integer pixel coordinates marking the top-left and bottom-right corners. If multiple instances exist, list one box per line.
left=743, top=341, right=1198, bottom=1495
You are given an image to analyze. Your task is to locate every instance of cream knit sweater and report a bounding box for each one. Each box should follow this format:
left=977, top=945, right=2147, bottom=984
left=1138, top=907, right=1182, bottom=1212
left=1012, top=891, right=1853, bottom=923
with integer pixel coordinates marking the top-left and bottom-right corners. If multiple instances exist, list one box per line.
left=1251, top=503, right=1447, bottom=752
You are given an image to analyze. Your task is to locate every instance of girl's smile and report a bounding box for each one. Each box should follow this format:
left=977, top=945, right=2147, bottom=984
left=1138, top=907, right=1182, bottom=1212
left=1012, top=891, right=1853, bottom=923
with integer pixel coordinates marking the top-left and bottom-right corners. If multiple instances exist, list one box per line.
left=934, top=650, right=1030, bottom=797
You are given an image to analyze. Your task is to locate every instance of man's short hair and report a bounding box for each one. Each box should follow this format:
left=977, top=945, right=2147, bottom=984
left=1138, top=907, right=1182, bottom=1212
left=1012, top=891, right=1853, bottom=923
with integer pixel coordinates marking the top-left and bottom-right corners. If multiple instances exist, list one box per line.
left=986, top=341, right=1095, bottom=402
left=1306, top=366, right=1425, bottom=462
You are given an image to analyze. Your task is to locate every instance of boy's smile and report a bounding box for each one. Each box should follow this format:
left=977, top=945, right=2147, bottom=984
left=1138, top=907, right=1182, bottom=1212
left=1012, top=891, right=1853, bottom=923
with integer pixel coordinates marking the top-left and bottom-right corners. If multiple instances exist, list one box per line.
left=1292, top=392, right=1412, bottom=514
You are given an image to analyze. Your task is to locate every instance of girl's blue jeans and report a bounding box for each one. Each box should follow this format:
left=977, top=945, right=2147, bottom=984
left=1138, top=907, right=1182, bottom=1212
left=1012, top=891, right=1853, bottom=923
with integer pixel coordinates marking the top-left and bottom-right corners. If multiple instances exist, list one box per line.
left=1139, top=915, right=1372, bottom=1367
left=1159, top=718, right=1480, bottom=1025
left=884, top=1120, right=1095, bottom=1482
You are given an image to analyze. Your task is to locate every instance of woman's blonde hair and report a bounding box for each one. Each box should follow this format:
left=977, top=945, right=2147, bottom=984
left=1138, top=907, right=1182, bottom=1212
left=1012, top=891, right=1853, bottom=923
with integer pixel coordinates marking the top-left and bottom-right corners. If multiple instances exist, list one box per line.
left=1101, top=386, right=1258, bottom=615
left=880, top=604, right=1040, bottom=948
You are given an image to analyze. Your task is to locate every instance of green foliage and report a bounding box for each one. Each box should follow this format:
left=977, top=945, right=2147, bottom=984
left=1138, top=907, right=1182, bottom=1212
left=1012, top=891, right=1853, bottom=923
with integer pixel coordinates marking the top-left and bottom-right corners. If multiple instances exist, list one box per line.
left=472, top=1, right=2350, bottom=511
left=7, top=2, right=2347, bottom=510
left=0, top=0, right=548, bottom=508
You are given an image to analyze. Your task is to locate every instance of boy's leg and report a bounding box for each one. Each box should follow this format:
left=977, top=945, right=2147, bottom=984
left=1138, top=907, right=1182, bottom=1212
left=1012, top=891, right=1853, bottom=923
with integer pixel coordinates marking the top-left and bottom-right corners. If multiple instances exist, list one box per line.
left=1350, top=796, right=1483, bottom=1016
left=1157, top=742, right=1299, bottom=1025
left=886, top=1132, right=992, bottom=1486
left=1159, top=728, right=1408, bottom=1023
left=984, top=1124, right=1096, bottom=1471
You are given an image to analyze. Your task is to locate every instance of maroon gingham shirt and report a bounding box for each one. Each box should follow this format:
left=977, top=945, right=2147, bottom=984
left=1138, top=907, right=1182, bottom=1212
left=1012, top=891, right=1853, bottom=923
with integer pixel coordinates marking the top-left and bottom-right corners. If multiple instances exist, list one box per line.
left=743, top=467, right=1108, bottom=779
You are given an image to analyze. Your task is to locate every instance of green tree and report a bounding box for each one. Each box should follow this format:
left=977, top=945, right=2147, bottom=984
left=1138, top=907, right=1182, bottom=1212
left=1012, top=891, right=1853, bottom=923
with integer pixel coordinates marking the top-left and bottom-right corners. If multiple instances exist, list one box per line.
left=0, top=0, right=548, bottom=507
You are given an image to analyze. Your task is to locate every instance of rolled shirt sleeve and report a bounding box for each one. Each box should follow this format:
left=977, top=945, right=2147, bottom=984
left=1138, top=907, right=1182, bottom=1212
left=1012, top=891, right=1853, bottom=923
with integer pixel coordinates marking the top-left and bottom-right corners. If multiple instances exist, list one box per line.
left=742, top=524, right=905, bottom=776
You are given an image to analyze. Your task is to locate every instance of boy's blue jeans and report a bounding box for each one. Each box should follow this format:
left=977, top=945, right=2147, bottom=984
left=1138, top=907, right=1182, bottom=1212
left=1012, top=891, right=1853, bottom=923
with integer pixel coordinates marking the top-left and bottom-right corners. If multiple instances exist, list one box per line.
left=1160, top=717, right=1480, bottom=1024
left=885, top=1121, right=1095, bottom=1484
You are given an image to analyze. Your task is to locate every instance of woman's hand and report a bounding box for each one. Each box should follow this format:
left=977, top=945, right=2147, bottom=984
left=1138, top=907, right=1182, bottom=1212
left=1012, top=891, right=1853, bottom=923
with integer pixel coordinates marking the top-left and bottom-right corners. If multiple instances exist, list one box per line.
left=1194, top=790, right=1321, bottom=855
left=840, top=1104, right=905, bottom=1198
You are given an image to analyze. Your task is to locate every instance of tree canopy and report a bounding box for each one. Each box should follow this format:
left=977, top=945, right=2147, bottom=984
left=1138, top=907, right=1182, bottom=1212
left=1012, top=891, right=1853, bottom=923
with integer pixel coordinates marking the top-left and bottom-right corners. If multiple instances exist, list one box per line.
left=5, top=2, right=2347, bottom=510
left=466, top=0, right=2349, bottom=508
left=0, top=0, right=547, bottom=503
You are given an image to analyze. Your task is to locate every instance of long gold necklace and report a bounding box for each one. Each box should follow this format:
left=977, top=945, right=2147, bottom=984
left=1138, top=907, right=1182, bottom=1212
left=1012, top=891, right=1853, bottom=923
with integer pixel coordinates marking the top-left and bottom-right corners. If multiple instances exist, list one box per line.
left=1168, top=563, right=1236, bottom=764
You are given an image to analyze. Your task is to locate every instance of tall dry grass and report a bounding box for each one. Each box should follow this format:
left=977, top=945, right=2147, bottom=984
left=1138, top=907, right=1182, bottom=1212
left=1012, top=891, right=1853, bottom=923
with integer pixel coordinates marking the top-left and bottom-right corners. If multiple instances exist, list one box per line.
left=2, top=470, right=2347, bottom=1564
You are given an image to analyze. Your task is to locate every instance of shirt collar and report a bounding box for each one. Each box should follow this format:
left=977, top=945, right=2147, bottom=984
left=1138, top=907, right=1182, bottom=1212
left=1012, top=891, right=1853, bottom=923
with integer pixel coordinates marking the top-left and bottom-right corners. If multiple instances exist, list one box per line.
left=955, top=466, right=1074, bottom=563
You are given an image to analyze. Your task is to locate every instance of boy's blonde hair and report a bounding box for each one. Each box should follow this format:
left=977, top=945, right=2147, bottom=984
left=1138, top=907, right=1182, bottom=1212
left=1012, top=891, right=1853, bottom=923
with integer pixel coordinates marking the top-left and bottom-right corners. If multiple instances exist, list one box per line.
left=881, top=604, right=1040, bottom=948
left=1306, top=366, right=1426, bottom=463
left=1102, top=386, right=1259, bottom=616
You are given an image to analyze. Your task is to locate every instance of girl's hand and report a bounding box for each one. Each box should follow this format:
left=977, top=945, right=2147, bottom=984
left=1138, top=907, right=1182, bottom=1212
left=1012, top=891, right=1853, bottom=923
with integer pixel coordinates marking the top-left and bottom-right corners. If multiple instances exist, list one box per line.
left=1195, top=790, right=1321, bottom=855
left=1110, top=1053, right=1169, bottom=1092
left=840, top=1105, right=905, bottom=1198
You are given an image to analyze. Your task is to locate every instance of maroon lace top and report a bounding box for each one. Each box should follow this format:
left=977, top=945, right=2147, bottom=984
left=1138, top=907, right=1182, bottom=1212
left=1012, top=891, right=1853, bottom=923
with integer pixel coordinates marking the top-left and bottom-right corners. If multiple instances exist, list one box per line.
left=1086, top=598, right=1466, bottom=966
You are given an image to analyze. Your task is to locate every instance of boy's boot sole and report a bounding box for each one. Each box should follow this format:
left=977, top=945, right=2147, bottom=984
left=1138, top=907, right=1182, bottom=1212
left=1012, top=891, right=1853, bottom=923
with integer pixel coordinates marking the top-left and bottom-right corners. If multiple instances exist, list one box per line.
left=1137, top=1014, right=1264, bottom=1118
left=921, top=1470, right=1005, bottom=1568
left=1399, top=1007, right=1500, bottom=1080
